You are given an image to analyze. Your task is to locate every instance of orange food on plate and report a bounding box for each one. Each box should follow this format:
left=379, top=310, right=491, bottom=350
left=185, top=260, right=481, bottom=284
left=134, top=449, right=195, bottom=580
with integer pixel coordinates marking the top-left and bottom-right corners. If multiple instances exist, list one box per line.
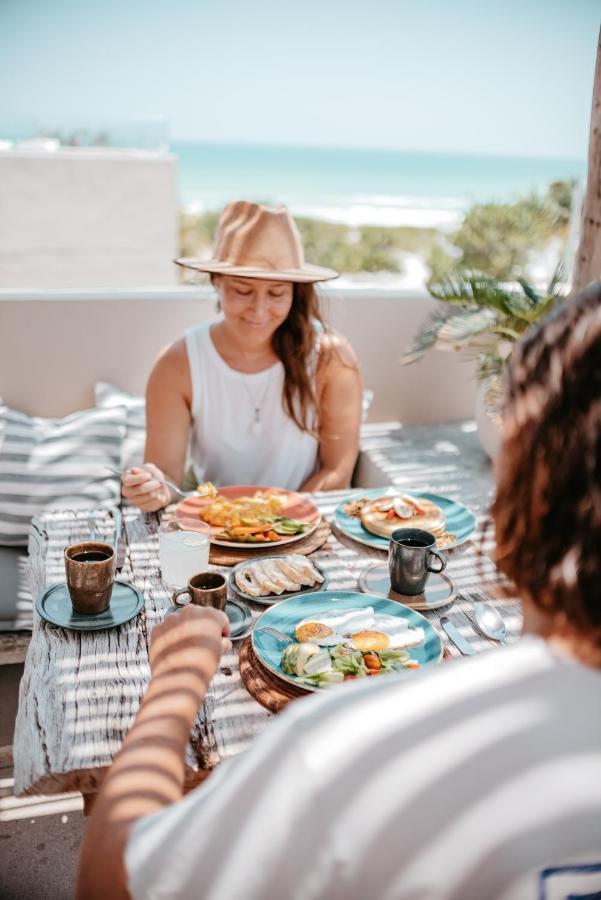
left=350, top=630, right=391, bottom=652
left=295, top=622, right=335, bottom=643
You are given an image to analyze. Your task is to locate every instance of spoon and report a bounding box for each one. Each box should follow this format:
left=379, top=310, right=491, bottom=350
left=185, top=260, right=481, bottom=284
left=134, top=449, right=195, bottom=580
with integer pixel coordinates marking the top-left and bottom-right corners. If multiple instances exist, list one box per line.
left=474, top=601, right=507, bottom=643
left=104, top=466, right=196, bottom=500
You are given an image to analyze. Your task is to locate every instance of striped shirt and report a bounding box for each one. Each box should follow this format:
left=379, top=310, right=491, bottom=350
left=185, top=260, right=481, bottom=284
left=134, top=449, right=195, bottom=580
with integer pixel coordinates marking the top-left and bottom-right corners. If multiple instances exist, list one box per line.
left=126, top=637, right=601, bottom=900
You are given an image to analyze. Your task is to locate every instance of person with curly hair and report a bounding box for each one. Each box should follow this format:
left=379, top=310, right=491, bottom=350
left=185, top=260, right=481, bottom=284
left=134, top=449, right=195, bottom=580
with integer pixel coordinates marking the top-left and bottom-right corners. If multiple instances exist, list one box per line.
left=78, top=284, right=601, bottom=900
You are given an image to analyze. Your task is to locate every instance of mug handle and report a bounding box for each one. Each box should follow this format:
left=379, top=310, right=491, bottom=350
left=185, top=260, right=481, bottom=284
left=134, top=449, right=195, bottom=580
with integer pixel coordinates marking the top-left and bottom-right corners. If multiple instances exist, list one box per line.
left=172, top=588, right=191, bottom=607
left=427, top=548, right=446, bottom=574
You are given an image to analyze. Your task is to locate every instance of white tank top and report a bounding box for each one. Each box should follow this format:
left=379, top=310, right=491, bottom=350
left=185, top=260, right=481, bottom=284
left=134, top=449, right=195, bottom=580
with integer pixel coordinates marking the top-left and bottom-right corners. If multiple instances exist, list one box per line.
left=184, top=322, right=320, bottom=490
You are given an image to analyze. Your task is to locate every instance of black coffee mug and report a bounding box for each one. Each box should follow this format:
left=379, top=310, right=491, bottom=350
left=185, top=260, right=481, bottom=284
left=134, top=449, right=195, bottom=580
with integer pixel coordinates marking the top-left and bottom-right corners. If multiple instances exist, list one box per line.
left=389, top=528, right=446, bottom=596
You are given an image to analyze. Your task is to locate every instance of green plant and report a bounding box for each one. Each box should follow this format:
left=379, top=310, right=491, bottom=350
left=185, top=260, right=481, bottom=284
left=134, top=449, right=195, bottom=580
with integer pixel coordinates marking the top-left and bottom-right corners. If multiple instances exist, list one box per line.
left=402, top=269, right=566, bottom=381
left=426, top=180, right=575, bottom=283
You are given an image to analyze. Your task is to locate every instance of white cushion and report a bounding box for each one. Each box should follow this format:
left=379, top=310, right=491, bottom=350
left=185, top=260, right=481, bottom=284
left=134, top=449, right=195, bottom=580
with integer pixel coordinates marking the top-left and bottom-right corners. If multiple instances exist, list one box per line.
left=0, top=403, right=126, bottom=546
left=95, top=381, right=146, bottom=470
left=0, top=546, right=33, bottom=630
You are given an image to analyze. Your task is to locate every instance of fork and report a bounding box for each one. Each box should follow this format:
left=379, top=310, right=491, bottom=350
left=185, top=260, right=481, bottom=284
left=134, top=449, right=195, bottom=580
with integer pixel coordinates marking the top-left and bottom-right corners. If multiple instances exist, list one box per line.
left=104, top=466, right=196, bottom=500
left=254, top=626, right=292, bottom=644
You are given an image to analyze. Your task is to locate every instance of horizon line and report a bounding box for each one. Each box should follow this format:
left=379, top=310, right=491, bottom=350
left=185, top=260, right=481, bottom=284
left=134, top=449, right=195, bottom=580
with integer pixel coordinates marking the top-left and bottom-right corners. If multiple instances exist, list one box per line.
left=170, top=137, right=587, bottom=165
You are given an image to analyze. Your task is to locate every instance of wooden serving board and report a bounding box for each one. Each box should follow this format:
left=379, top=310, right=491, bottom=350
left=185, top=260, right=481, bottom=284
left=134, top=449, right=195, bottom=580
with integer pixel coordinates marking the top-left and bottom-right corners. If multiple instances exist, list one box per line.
left=209, top=520, right=331, bottom=566
left=239, top=637, right=307, bottom=712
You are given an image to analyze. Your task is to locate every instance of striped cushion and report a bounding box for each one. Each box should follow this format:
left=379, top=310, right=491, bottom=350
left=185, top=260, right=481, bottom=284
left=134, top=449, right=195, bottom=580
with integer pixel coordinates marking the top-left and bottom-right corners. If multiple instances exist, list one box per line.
left=95, top=381, right=146, bottom=470
left=0, top=403, right=126, bottom=546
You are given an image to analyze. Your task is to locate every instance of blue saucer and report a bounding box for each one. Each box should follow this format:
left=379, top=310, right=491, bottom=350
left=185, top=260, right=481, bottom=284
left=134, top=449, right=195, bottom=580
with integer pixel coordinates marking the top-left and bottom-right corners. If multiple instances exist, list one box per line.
left=165, top=599, right=252, bottom=636
left=36, top=580, right=144, bottom=631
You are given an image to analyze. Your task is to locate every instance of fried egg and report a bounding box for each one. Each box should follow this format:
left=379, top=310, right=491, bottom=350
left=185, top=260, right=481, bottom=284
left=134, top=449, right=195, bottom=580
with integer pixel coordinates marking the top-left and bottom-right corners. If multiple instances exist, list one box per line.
left=295, top=608, right=375, bottom=645
left=351, top=630, right=391, bottom=652
left=294, top=607, right=424, bottom=650
left=295, top=622, right=336, bottom=643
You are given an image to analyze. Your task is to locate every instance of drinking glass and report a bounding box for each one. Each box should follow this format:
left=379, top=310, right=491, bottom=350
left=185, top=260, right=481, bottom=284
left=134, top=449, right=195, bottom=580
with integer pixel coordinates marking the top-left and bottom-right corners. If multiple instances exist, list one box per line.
left=158, top=518, right=211, bottom=589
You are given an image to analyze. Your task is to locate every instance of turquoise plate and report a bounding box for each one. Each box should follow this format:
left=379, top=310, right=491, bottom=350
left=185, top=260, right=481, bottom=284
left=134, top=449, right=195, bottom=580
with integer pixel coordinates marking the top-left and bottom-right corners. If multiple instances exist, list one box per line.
left=252, top=590, right=442, bottom=692
left=36, top=580, right=144, bottom=631
left=166, top=599, right=252, bottom=636
left=334, top=489, right=476, bottom=551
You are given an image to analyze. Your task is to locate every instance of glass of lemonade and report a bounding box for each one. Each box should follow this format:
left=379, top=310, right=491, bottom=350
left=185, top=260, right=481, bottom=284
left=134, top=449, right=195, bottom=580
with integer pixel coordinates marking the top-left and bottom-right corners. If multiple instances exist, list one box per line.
left=158, top=518, right=211, bottom=589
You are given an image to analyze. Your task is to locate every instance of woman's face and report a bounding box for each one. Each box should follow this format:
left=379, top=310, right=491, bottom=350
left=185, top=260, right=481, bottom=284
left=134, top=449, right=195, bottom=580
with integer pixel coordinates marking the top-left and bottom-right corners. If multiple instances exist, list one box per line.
left=216, top=275, right=294, bottom=343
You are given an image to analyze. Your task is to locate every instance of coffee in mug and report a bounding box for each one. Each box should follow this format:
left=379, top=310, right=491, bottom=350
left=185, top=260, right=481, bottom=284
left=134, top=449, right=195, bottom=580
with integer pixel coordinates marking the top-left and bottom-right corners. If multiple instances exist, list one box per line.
left=172, top=572, right=227, bottom=612
left=64, top=541, right=116, bottom=615
left=389, top=528, right=446, bottom=596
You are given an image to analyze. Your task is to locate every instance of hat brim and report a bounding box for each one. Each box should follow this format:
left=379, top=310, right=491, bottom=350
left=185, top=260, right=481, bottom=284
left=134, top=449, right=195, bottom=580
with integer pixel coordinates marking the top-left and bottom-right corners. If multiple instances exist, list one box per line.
left=174, top=257, right=339, bottom=284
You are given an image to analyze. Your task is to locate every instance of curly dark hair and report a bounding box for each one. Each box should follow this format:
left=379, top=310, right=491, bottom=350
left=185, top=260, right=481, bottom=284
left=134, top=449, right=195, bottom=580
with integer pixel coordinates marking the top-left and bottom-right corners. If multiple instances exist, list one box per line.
left=492, top=281, right=601, bottom=643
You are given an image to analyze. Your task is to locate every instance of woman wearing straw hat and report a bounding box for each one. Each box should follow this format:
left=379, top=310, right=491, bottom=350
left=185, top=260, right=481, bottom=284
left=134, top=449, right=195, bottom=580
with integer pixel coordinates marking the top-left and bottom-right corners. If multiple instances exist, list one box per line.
left=122, top=201, right=363, bottom=510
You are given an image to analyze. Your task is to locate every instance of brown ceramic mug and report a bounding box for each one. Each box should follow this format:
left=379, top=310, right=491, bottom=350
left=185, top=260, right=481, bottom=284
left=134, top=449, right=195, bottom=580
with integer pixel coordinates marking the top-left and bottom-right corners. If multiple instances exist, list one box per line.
left=172, top=572, right=227, bottom=612
left=64, top=542, right=115, bottom=615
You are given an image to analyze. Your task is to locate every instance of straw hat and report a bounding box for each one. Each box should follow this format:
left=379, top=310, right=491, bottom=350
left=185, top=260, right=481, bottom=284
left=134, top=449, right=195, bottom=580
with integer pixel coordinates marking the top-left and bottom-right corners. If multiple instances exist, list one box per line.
left=175, top=200, right=338, bottom=283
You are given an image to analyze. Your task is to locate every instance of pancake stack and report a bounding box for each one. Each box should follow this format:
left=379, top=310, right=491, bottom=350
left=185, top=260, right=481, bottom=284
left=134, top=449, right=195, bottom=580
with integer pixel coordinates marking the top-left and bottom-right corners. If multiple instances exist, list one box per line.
left=359, top=494, right=445, bottom=539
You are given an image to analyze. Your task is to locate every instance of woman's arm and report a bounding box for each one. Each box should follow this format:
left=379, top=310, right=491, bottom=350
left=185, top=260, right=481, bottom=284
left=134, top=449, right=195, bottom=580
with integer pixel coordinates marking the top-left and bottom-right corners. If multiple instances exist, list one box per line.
left=301, top=334, right=363, bottom=492
left=122, top=339, right=193, bottom=511
left=76, top=606, right=230, bottom=900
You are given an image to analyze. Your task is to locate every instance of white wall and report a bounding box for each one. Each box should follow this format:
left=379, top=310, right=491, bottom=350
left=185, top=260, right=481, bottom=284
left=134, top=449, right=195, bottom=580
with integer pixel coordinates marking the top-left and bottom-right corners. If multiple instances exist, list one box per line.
left=0, top=149, right=178, bottom=288
left=0, top=287, right=477, bottom=424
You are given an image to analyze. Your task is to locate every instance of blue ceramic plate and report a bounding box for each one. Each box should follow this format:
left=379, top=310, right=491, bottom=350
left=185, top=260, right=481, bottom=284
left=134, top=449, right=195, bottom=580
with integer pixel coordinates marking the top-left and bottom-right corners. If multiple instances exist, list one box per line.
left=166, top=599, right=252, bottom=636
left=36, top=580, right=144, bottom=631
left=334, top=489, right=476, bottom=551
left=225, top=599, right=253, bottom=635
left=252, top=590, right=442, bottom=691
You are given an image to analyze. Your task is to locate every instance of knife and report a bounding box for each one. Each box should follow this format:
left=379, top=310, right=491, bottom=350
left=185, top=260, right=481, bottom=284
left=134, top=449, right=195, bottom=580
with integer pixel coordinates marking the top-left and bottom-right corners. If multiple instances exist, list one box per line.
left=440, top=616, right=476, bottom=655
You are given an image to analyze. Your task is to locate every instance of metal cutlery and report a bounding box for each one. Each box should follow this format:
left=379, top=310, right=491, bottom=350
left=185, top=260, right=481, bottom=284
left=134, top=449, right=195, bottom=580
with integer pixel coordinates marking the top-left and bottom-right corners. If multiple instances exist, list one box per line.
left=254, top=626, right=292, bottom=644
left=439, top=616, right=476, bottom=655
left=104, top=465, right=196, bottom=500
left=459, top=591, right=509, bottom=644
left=473, top=600, right=507, bottom=643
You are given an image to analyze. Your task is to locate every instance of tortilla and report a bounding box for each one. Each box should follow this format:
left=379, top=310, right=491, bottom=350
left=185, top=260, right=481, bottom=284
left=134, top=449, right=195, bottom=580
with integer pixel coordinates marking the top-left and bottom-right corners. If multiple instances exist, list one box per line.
left=360, top=495, right=446, bottom=539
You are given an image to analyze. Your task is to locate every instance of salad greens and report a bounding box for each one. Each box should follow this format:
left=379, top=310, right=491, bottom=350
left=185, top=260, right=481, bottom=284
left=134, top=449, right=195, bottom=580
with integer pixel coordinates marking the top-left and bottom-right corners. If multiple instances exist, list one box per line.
left=281, top=640, right=418, bottom=688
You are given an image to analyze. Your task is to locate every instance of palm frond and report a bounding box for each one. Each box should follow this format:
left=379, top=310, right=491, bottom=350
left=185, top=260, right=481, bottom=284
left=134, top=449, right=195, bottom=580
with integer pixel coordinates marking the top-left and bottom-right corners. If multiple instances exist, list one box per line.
left=428, top=272, right=519, bottom=317
left=412, top=264, right=569, bottom=383
left=435, top=309, right=499, bottom=347
left=400, top=306, right=454, bottom=364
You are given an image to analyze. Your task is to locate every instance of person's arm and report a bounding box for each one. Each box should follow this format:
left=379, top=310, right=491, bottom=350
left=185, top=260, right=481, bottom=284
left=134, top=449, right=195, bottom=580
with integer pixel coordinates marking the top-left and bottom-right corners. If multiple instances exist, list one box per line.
left=121, top=340, right=193, bottom=512
left=76, top=606, right=230, bottom=900
left=301, top=334, right=363, bottom=492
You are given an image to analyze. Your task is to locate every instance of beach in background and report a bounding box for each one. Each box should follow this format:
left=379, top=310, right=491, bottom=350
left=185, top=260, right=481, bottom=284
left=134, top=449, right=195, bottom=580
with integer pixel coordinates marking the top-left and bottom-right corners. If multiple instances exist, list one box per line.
left=175, top=141, right=585, bottom=229
left=176, top=141, right=586, bottom=287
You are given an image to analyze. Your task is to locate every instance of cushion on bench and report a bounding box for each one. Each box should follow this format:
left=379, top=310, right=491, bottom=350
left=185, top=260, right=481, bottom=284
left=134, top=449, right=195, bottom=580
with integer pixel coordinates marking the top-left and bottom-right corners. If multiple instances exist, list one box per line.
left=0, top=545, right=33, bottom=631
left=0, top=402, right=125, bottom=546
left=95, top=381, right=146, bottom=470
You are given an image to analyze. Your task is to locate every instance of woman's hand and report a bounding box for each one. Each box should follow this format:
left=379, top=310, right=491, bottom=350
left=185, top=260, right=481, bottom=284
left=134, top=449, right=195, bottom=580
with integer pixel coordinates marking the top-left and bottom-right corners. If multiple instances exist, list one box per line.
left=121, top=463, right=172, bottom=512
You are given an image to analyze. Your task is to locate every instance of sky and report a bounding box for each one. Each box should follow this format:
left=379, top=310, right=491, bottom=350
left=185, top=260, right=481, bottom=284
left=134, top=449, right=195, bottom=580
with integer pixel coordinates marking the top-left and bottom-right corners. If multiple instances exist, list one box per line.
left=0, top=0, right=598, bottom=159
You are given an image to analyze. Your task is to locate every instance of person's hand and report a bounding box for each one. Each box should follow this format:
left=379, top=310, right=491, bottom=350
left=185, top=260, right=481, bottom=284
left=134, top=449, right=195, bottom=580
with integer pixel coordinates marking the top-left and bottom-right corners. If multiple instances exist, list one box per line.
left=149, top=605, right=231, bottom=691
left=121, top=463, right=172, bottom=512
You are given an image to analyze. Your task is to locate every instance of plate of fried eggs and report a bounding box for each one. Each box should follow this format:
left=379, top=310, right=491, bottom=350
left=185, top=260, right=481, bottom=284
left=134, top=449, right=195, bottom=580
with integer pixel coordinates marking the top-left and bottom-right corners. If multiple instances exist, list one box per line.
left=252, top=591, right=442, bottom=691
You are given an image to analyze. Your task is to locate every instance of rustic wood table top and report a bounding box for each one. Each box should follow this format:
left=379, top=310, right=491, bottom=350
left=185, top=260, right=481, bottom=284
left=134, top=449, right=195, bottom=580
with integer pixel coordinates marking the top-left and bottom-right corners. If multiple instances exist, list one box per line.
left=13, top=423, right=522, bottom=799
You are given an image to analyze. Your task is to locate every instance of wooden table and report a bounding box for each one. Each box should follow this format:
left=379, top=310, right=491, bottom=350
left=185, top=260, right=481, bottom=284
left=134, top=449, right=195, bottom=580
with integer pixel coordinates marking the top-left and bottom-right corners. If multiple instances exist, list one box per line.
left=13, top=424, right=522, bottom=803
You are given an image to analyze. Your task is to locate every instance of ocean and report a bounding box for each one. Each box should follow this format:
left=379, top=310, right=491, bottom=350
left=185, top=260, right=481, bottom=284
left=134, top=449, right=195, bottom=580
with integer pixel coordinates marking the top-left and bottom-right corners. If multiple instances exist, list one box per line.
left=174, top=141, right=586, bottom=230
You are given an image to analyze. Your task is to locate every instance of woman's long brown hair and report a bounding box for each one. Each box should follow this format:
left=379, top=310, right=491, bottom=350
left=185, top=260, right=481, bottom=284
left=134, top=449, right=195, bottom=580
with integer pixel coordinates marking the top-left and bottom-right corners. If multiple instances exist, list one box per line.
left=272, top=282, right=326, bottom=433
left=492, top=281, right=601, bottom=643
